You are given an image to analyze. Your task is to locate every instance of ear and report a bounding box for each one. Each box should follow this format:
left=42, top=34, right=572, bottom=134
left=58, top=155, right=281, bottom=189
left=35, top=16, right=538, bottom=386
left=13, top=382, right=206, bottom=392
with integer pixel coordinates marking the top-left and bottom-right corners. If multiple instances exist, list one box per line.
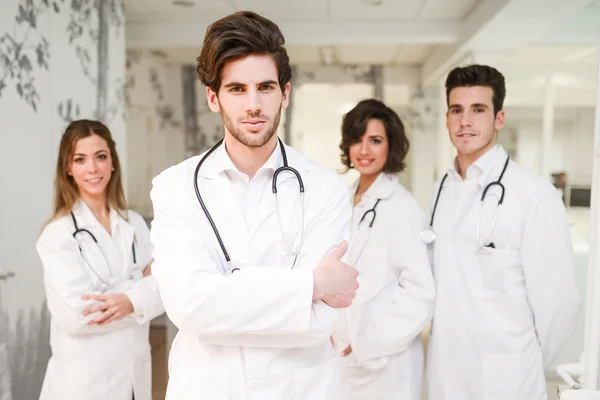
left=494, top=110, right=505, bottom=131
left=206, top=86, right=221, bottom=113
left=280, top=82, right=291, bottom=109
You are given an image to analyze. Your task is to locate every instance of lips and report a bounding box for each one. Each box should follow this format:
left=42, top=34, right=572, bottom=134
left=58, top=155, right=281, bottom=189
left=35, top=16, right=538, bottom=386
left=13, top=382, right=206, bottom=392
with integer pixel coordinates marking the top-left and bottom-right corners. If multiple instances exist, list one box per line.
left=242, top=119, right=266, bottom=131
left=86, top=177, right=103, bottom=184
left=356, top=158, right=374, bottom=166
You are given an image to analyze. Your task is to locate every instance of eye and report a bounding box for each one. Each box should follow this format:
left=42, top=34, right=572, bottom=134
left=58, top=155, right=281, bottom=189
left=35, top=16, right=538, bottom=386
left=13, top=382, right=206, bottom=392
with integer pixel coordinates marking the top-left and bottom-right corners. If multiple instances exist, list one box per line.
left=97, top=154, right=107, bottom=160
left=74, top=157, right=85, bottom=164
left=229, top=87, right=244, bottom=93
left=259, top=84, right=274, bottom=91
left=474, top=107, right=485, bottom=113
left=449, top=108, right=461, bottom=114
left=370, top=138, right=382, bottom=144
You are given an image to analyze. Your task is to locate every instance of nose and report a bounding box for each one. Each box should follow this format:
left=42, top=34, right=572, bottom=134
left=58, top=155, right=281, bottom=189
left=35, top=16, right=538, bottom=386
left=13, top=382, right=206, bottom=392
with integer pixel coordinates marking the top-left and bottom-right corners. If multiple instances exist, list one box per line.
left=244, top=88, right=261, bottom=115
left=358, top=139, right=370, bottom=155
left=460, top=110, right=473, bottom=127
left=88, top=159, right=98, bottom=173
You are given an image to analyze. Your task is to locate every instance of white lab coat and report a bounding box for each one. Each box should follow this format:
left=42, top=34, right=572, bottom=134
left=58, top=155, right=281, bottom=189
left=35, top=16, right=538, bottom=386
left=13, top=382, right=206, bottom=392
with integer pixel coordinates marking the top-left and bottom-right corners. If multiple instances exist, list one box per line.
left=36, top=200, right=165, bottom=400
left=150, top=141, right=352, bottom=400
left=332, top=173, right=435, bottom=400
left=426, top=145, right=580, bottom=400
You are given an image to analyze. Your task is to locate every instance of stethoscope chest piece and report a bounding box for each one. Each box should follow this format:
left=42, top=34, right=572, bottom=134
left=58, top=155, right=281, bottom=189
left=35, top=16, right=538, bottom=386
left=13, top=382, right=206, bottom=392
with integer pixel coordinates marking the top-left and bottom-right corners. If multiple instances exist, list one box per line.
left=420, top=228, right=436, bottom=244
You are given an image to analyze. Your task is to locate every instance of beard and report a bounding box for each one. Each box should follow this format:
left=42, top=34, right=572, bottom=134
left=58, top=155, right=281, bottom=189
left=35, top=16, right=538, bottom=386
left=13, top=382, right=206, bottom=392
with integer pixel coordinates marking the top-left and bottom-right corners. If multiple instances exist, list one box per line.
left=220, top=105, right=282, bottom=148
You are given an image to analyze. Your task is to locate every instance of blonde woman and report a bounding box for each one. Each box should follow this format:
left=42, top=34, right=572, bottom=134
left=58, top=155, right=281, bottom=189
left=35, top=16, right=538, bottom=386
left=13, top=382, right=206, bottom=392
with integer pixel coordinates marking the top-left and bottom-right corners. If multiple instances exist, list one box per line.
left=37, top=119, right=164, bottom=400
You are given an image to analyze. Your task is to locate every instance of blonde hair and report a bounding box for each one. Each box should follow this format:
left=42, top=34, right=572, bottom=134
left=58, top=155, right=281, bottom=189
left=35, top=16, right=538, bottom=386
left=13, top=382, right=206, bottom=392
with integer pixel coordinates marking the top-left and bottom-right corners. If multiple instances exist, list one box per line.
left=48, top=119, right=128, bottom=224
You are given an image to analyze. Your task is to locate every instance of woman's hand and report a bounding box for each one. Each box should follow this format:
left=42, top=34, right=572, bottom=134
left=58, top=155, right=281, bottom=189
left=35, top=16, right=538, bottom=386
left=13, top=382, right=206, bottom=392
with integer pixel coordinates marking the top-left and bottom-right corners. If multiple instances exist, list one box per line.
left=341, top=345, right=352, bottom=357
left=143, top=259, right=153, bottom=277
left=82, top=293, right=134, bottom=325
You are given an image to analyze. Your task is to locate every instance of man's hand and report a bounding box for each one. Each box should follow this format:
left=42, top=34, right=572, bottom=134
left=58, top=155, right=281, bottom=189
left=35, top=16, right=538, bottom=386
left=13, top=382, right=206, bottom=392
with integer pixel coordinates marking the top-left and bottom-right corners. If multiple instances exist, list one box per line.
left=82, top=293, right=134, bottom=325
left=313, top=241, right=359, bottom=308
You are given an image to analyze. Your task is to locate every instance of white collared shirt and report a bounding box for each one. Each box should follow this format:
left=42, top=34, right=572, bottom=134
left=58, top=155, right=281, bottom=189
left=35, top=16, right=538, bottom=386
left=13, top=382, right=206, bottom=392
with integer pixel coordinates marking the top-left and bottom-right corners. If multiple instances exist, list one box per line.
left=220, top=142, right=281, bottom=233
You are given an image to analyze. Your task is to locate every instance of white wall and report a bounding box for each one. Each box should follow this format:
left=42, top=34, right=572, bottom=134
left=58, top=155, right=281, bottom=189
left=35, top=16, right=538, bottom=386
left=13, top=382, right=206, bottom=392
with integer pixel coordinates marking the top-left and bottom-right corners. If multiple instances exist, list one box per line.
left=290, top=82, right=372, bottom=187
left=0, top=0, right=125, bottom=398
left=506, top=107, right=596, bottom=186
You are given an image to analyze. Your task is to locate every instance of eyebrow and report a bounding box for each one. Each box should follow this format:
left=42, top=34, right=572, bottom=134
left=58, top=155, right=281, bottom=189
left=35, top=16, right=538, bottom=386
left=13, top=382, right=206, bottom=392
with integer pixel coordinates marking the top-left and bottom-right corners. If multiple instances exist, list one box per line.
left=223, top=80, right=278, bottom=88
left=73, top=150, right=108, bottom=157
left=449, top=103, right=489, bottom=109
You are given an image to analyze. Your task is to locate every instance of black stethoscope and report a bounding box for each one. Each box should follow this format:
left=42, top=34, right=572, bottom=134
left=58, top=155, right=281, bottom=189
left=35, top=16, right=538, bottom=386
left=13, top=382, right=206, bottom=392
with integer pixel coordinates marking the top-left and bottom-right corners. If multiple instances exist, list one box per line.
left=420, top=156, right=510, bottom=247
left=71, top=212, right=138, bottom=291
left=358, top=199, right=381, bottom=228
left=193, top=138, right=305, bottom=274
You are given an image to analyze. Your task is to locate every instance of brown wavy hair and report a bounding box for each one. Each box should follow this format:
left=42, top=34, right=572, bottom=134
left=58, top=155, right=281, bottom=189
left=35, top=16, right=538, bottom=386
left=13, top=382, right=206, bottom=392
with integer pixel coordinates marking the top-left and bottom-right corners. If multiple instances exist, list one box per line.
left=48, top=119, right=127, bottom=224
left=196, top=10, right=292, bottom=93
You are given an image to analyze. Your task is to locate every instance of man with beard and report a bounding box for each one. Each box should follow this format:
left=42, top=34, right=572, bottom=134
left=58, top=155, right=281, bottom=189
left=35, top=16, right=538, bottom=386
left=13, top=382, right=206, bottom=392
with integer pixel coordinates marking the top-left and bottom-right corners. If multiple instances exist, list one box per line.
left=149, top=11, right=359, bottom=400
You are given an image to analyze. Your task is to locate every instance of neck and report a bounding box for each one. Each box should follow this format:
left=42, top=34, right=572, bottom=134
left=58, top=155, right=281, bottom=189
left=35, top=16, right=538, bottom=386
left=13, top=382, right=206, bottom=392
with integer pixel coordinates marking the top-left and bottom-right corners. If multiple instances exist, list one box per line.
left=356, top=172, right=380, bottom=197
left=80, top=193, right=109, bottom=218
left=456, top=143, right=496, bottom=180
left=224, top=134, right=278, bottom=179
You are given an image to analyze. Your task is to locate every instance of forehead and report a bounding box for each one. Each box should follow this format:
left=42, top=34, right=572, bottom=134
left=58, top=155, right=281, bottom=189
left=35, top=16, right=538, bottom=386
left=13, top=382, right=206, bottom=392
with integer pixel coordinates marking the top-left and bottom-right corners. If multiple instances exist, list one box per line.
left=364, top=119, right=386, bottom=134
left=448, top=86, right=494, bottom=106
left=220, top=54, right=278, bottom=85
left=73, top=134, right=109, bottom=153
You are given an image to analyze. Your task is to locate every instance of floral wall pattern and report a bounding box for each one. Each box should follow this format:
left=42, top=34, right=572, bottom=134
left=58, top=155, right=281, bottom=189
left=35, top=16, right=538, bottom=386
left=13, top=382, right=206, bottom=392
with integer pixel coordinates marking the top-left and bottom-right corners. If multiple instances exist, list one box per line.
left=0, top=0, right=125, bottom=398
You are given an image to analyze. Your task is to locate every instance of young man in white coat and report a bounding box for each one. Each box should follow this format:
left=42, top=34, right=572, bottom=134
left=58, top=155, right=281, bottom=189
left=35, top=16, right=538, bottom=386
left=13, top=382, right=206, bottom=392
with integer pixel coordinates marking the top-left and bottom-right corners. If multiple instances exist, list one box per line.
left=426, top=64, right=580, bottom=400
left=149, top=11, right=359, bottom=400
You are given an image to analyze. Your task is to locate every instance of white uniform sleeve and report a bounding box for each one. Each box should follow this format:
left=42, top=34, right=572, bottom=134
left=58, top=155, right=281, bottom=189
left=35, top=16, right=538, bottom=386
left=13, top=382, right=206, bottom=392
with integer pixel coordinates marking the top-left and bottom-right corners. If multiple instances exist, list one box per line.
left=521, top=190, right=580, bottom=367
left=124, top=214, right=165, bottom=324
left=150, top=169, right=351, bottom=348
left=346, top=201, right=435, bottom=371
left=37, top=222, right=137, bottom=335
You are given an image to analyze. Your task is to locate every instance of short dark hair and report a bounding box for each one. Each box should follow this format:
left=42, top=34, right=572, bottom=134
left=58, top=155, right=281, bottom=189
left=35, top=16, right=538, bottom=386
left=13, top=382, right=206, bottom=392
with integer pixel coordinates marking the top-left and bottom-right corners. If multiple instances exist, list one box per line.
left=445, top=64, right=506, bottom=115
left=196, top=11, right=292, bottom=93
left=339, top=99, right=409, bottom=174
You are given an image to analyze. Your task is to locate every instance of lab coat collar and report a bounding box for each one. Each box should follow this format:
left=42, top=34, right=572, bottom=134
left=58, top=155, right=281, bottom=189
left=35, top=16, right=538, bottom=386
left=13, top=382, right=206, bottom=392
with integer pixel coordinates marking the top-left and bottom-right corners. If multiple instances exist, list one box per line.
left=350, top=173, right=396, bottom=202
left=447, top=144, right=505, bottom=187
left=347, top=173, right=396, bottom=267
left=474, top=144, right=508, bottom=188
left=72, top=200, right=135, bottom=271
left=196, top=138, right=311, bottom=179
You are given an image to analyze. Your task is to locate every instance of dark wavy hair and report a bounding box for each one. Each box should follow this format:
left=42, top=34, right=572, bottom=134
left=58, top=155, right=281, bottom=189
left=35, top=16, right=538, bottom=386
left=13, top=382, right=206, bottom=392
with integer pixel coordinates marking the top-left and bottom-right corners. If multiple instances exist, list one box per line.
left=339, top=99, right=409, bottom=173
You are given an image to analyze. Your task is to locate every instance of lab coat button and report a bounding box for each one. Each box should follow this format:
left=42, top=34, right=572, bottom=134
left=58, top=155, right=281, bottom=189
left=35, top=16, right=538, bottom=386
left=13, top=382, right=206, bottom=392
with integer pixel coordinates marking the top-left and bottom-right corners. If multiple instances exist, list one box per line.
left=249, top=380, right=258, bottom=389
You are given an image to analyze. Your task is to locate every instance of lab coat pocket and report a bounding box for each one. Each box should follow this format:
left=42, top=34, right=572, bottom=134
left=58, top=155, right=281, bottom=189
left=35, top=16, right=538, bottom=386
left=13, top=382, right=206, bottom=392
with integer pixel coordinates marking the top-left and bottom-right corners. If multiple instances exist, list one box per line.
left=166, top=359, right=231, bottom=400
left=478, top=247, right=520, bottom=292
left=482, top=347, right=545, bottom=400
left=293, top=356, right=339, bottom=400
left=47, top=360, right=109, bottom=400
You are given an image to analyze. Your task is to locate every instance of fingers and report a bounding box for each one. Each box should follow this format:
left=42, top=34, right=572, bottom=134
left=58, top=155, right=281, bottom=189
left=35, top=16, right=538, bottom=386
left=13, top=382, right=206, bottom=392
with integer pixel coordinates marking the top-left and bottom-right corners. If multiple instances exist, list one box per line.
left=88, top=308, right=116, bottom=325
left=82, top=294, right=110, bottom=302
left=82, top=301, right=109, bottom=317
left=328, top=241, right=348, bottom=260
left=341, top=345, right=352, bottom=357
left=99, top=310, right=123, bottom=325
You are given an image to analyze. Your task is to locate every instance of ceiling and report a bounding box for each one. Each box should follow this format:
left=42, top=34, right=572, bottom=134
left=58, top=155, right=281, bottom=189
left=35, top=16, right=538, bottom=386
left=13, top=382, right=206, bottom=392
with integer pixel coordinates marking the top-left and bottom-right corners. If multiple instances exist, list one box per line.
left=125, top=0, right=600, bottom=102
left=125, top=0, right=479, bottom=22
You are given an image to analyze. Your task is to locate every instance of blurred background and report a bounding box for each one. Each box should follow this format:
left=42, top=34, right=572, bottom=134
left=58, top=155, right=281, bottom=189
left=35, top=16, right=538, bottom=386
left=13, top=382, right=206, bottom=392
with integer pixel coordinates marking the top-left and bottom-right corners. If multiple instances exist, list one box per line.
left=0, top=0, right=599, bottom=399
